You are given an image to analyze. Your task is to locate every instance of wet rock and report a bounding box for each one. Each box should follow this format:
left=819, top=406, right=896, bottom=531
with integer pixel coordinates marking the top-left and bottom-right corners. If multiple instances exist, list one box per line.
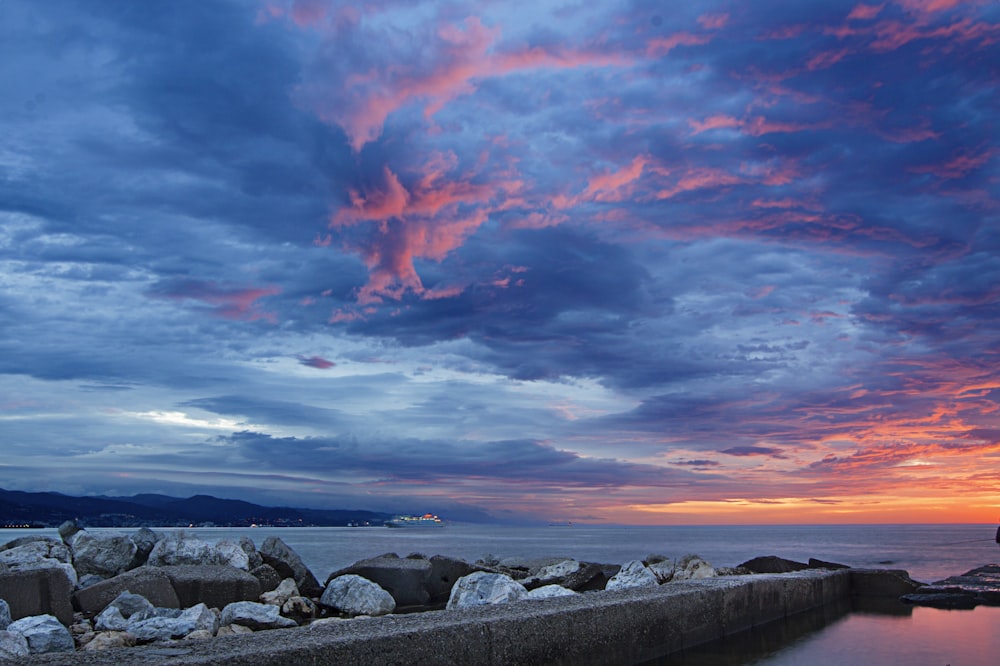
left=321, top=575, right=396, bottom=617
left=220, top=601, right=297, bottom=631
left=606, top=560, right=659, bottom=591
left=6, top=614, right=75, bottom=653
left=900, top=592, right=977, bottom=609
left=446, top=572, right=527, bottom=609
left=913, top=565, right=1000, bottom=606
left=259, top=537, right=321, bottom=597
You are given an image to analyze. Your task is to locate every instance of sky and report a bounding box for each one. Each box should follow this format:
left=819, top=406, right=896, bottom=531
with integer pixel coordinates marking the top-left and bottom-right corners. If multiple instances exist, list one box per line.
left=1, top=0, right=998, bottom=525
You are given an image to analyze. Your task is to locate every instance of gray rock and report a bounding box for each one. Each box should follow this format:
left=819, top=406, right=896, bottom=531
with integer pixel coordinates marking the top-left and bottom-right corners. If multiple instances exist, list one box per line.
left=82, top=630, right=136, bottom=651
left=522, top=559, right=582, bottom=589
left=850, top=569, right=922, bottom=597
left=58, top=520, right=82, bottom=543
left=320, top=575, right=396, bottom=617
left=129, top=528, right=159, bottom=568
left=606, top=560, right=659, bottom=591
left=0, top=630, right=29, bottom=659
left=446, top=572, right=527, bottom=609
left=427, top=555, right=474, bottom=602
left=327, top=554, right=432, bottom=607
left=105, top=590, right=156, bottom=618
left=260, top=578, right=299, bottom=606
left=70, top=531, right=138, bottom=578
left=6, top=614, right=75, bottom=653
left=127, top=603, right=218, bottom=641
left=901, top=592, right=977, bottom=609
left=219, top=601, right=297, bottom=630
left=648, top=559, right=676, bottom=584
left=78, top=573, right=105, bottom=588
left=239, top=537, right=264, bottom=570
left=808, top=558, right=850, bottom=570
left=0, top=566, right=76, bottom=625
left=259, top=537, right=321, bottom=597
left=738, top=556, right=809, bottom=574
left=281, top=596, right=317, bottom=623
left=72, top=566, right=180, bottom=615
left=0, top=536, right=61, bottom=553
left=0, top=598, right=9, bottom=630
left=672, top=555, right=715, bottom=581
left=250, top=563, right=282, bottom=593
left=525, top=584, right=577, bottom=600
left=147, top=534, right=248, bottom=569
left=0, top=539, right=76, bottom=588
left=214, top=539, right=251, bottom=570
left=161, top=564, right=261, bottom=609
left=94, top=606, right=128, bottom=632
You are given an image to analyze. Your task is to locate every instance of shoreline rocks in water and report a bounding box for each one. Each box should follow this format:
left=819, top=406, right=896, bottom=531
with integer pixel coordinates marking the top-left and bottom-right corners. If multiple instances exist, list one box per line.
left=0, top=522, right=997, bottom=656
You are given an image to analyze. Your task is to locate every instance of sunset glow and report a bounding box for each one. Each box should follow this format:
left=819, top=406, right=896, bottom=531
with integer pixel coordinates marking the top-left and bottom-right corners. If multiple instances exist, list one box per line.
left=0, top=0, right=997, bottom=524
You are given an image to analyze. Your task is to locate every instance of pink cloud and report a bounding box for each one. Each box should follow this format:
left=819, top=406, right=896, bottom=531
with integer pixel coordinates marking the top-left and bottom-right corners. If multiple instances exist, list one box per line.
left=688, top=114, right=743, bottom=134
left=298, top=355, right=335, bottom=369
left=895, top=0, right=964, bottom=14
left=847, top=3, right=885, bottom=20
left=158, top=280, right=281, bottom=322
left=646, top=32, right=712, bottom=57
left=806, top=48, right=851, bottom=70
left=908, top=149, right=996, bottom=179
left=697, top=13, right=730, bottom=30
left=583, top=155, right=650, bottom=201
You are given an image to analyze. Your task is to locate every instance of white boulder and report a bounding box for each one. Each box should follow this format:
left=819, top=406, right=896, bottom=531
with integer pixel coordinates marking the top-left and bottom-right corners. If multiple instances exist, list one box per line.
left=647, top=559, right=676, bottom=584
left=672, top=555, right=715, bottom=581
left=127, top=603, right=218, bottom=641
left=260, top=578, right=299, bottom=606
left=6, top=615, right=75, bottom=654
left=526, top=584, right=577, bottom=600
left=606, top=560, right=659, bottom=591
left=320, top=575, right=395, bottom=617
left=220, top=601, right=297, bottom=630
left=446, top=572, right=528, bottom=609
left=70, top=532, right=138, bottom=578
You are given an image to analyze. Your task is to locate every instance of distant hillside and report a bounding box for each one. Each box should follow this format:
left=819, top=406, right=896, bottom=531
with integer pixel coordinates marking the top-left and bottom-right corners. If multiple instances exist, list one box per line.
left=0, top=488, right=393, bottom=528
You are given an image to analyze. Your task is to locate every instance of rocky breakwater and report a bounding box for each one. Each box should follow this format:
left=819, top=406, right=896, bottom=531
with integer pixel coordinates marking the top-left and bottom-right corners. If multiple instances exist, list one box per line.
left=901, top=564, right=1000, bottom=609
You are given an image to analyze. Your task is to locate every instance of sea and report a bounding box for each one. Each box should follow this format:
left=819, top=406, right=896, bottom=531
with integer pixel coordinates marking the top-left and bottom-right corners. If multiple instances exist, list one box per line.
left=3, top=523, right=999, bottom=665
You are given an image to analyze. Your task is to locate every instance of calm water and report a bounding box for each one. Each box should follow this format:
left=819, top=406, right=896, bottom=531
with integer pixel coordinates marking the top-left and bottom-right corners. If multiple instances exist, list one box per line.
left=4, top=523, right=998, bottom=665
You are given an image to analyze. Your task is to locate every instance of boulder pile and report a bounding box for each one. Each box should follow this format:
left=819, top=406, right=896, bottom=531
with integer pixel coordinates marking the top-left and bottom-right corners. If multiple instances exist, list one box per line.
left=0, top=523, right=772, bottom=656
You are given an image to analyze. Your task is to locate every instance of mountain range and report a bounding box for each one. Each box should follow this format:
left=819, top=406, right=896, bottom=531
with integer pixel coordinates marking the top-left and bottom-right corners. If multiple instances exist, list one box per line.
left=0, top=488, right=394, bottom=528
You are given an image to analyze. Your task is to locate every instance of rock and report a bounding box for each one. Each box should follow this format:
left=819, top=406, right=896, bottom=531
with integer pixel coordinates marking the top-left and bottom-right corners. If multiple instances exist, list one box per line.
left=78, top=573, right=105, bottom=588
left=526, top=584, right=577, bottom=600
left=161, top=565, right=262, bottom=609
left=219, top=601, right=297, bottom=631
left=184, top=629, right=215, bottom=640
left=522, top=559, right=582, bottom=590
left=672, top=555, right=715, bottom=581
left=320, top=575, right=396, bottom=617
left=0, top=535, right=61, bottom=553
left=0, top=630, right=29, bottom=659
left=260, top=537, right=322, bottom=597
left=58, top=520, right=82, bottom=543
left=129, top=528, right=159, bottom=568
left=6, top=614, right=75, bottom=653
left=94, top=606, right=128, bottom=632
left=901, top=592, right=977, bottom=609
left=239, top=537, right=264, bottom=570
left=808, top=558, right=850, bottom=570
left=850, top=569, right=922, bottom=597
left=564, top=562, right=617, bottom=591
left=127, top=603, right=218, bottom=641
left=281, top=596, right=317, bottom=623
left=0, top=599, right=9, bottom=630
left=105, top=590, right=156, bottom=618
left=912, top=565, right=1000, bottom=605
left=0, top=539, right=77, bottom=587
left=70, top=531, right=138, bottom=578
left=214, top=539, right=251, bottom=570
left=250, top=563, right=282, bottom=593
left=0, top=566, right=76, bottom=625
left=327, top=554, right=432, bottom=607
left=70, top=619, right=93, bottom=636
left=648, top=559, right=675, bottom=584
left=216, top=623, right=254, bottom=636
left=427, top=555, right=474, bottom=602
left=446, top=572, right=528, bottom=609
left=738, top=556, right=809, bottom=574
left=606, top=560, right=659, bottom=591
left=147, top=533, right=248, bottom=569
left=260, top=578, right=299, bottom=606
left=73, top=566, right=180, bottom=615
left=82, top=630, right=136, bottom=651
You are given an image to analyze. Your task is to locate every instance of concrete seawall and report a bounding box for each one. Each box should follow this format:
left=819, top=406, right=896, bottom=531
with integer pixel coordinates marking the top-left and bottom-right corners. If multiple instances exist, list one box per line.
left=19, top=570, right=851, bottom=665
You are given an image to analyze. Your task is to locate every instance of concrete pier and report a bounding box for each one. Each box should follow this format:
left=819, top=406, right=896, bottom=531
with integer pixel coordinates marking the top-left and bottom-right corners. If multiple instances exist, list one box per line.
left=18, top=570, right=851, bottom=665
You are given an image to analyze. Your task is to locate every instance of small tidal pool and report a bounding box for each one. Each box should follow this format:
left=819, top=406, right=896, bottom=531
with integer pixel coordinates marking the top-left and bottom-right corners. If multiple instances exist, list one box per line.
left=650, top=600, right=1000, bottom=666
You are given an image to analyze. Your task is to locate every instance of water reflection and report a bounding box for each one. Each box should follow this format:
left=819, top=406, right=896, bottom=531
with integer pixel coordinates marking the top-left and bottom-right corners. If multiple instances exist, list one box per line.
left=648, top=601, right=1000, bottom=666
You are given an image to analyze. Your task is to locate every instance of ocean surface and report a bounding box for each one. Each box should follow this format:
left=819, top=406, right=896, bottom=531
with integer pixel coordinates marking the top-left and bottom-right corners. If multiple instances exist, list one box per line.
left=4, top=523, right=998, bottom=665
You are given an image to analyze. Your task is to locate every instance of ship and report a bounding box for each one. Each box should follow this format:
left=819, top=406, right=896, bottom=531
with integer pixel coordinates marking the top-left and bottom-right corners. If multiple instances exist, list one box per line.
left=385, top=513, right=445, bottom=528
